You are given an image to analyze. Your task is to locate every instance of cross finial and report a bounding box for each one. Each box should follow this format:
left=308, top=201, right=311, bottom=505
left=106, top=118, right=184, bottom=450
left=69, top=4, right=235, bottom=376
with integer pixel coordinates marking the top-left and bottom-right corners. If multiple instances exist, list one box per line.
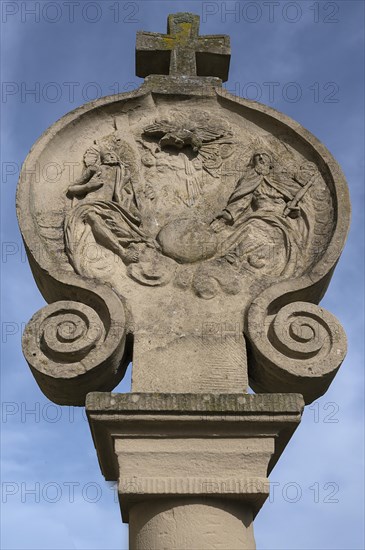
left=136, top=13, right=231, bottom=81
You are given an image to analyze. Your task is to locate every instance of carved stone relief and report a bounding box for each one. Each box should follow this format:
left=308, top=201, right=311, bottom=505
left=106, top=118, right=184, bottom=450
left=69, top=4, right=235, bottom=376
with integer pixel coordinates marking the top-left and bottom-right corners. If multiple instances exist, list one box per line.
left=17, top=85, right=349, bottom=405
left=62, top=104, right=334, bottom=302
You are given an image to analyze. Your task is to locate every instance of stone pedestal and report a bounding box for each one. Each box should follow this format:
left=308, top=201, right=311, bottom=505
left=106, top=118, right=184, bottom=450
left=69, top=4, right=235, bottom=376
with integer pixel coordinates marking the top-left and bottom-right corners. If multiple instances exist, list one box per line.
left=86, top=393, right=304, bottom=549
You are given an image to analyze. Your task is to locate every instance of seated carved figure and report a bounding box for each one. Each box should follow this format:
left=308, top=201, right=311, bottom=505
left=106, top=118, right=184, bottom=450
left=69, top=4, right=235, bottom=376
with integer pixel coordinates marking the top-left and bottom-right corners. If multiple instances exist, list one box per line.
left=211, top=152, right=315, bottom=277
left=65, top=148, right=154, bottom=269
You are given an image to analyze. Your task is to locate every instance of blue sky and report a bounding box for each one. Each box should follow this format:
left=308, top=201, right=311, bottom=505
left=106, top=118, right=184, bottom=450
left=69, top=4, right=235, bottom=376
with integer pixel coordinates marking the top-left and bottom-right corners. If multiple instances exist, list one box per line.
left=1, top=1, right=364, bottom=549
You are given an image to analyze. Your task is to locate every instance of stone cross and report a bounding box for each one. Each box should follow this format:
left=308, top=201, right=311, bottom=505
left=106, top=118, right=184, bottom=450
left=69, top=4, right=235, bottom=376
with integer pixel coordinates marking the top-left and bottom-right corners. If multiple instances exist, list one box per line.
left=136, top=12, right=231, bottom=81
left=17, top=11, right=350, bottom=550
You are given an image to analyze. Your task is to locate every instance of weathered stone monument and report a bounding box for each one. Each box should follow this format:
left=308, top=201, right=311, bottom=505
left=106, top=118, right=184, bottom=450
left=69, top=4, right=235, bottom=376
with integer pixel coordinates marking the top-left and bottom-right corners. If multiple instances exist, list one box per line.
left=17, top=13, right=350, bottom=549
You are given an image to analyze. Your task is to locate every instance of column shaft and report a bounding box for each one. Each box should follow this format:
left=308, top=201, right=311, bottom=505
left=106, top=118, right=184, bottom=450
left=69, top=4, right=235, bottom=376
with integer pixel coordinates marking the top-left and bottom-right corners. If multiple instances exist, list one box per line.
left=129, top=498, right=255, bottom=550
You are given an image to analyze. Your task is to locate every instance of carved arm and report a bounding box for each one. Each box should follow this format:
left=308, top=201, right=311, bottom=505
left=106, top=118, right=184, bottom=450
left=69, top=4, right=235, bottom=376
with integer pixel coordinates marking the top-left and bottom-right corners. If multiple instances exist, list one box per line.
left=67, top=165, right=101, bottom=198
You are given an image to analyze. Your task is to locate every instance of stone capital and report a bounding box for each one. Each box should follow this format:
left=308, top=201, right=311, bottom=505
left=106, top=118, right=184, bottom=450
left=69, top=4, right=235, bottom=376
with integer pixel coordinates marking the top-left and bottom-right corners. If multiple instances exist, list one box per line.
left=86, top=392, right=304, bottom=527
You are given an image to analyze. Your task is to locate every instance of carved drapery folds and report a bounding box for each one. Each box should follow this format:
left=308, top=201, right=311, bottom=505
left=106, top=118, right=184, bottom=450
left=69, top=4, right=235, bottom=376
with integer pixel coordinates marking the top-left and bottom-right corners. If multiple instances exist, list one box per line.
left=17, top=83, right=350, bottom=405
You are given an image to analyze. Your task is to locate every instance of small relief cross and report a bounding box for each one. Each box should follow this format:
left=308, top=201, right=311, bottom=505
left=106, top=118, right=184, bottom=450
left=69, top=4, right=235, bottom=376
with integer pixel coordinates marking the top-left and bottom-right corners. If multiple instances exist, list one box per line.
left=136, top=12, right=231, bottom=81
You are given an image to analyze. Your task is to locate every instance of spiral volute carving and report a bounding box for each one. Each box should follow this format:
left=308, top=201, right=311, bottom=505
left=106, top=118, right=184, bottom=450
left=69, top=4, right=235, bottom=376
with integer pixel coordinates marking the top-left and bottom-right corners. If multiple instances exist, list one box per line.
left=22, top=298, right=127, bottom=405
left=247, top=300, right=347, bottom=404
left=270, top=303, right=336, bottom=360
left=39, top=303, right=105, bottom=362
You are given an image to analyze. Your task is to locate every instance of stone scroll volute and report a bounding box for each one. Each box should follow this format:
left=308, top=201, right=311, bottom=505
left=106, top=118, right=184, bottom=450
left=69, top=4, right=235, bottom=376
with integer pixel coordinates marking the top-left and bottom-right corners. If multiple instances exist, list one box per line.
left=17, top=80, right=350, bottom=405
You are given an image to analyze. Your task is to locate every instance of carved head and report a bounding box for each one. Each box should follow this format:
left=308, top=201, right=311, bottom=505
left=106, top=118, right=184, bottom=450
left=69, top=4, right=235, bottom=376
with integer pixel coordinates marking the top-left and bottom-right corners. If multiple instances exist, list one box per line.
left=100, top=149, right=120, bottom=165
left=252, top=152, right=273, bottom=175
